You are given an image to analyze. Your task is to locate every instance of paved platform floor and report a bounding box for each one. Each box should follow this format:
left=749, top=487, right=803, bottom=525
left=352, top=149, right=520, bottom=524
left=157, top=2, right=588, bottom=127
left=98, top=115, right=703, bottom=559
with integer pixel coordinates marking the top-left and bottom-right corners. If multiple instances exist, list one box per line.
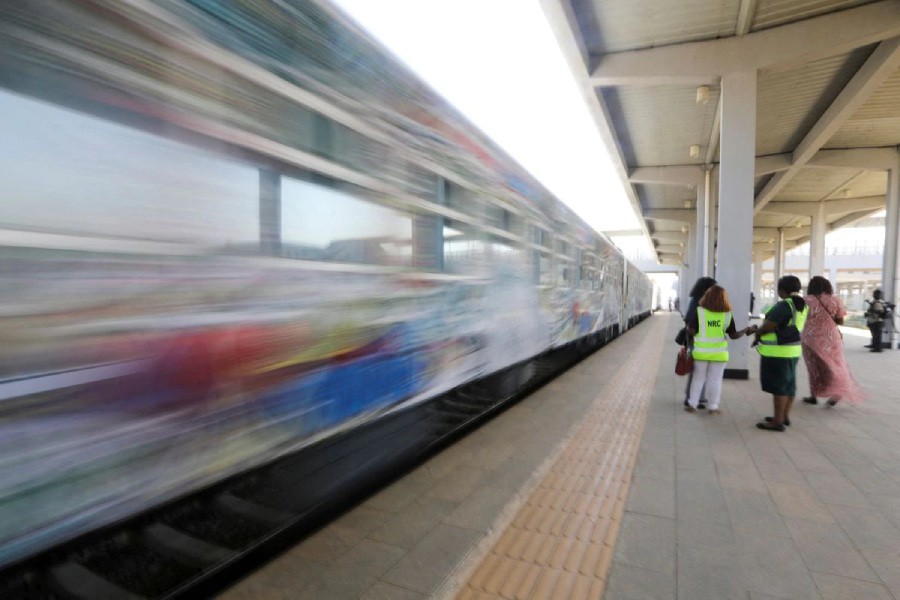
left=220, top=314, right=900, bottom=600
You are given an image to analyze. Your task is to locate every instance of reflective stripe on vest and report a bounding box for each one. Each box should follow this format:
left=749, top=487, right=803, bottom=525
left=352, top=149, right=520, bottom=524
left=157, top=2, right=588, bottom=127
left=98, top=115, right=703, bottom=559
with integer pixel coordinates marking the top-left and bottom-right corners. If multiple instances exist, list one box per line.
left=692, top=307, right=730, bottom=362
left=758, top=296, right=808, bottom=358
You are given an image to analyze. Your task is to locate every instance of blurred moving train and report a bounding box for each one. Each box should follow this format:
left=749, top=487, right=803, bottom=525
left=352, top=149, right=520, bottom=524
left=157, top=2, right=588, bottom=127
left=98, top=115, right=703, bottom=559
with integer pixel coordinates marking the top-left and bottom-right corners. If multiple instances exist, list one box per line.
left=0, top=0, right=652, bottom=570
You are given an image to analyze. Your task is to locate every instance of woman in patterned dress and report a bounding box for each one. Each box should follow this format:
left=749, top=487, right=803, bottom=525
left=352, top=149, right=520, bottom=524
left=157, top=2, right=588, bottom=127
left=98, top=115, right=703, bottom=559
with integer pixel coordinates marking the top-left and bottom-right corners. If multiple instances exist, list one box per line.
left=801, top=276, right=865, bottom=406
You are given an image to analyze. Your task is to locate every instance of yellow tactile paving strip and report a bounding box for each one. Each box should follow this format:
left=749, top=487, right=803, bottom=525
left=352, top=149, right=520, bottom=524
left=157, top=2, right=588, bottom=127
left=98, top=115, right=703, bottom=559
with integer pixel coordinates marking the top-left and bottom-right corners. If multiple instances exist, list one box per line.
left=454, top=318, right=666, bottom=600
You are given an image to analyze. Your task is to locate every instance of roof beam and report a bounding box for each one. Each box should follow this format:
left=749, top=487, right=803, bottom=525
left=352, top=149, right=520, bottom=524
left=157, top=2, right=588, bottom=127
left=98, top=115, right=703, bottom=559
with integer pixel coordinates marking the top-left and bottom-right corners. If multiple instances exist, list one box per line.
left=753, top=227, right=780, bottom=239
left=654, top=244, right=686, bottom=254
left=829, top=208, right=884, bottom=230
left=754, top=38, right=900, bottom=213
left=755, top=154, right=792, bottom=176
left=643, top=209, right=694, bottom=223
left=651, top=231, right=688, bottom=242
left=589, top=1, right=900, bottom=85
left=604, top=229, right=644, bottom=236
left=759, top=199, right=884, bottom=217
left=628, top=165, right=703, bottom=186
left=736, top=0, right=759, bottom=36
left=807, top=147, right=900, bottom=171
left=824, top=195, right=885, bottom=215
left=539, top=0, right=658, bottom=261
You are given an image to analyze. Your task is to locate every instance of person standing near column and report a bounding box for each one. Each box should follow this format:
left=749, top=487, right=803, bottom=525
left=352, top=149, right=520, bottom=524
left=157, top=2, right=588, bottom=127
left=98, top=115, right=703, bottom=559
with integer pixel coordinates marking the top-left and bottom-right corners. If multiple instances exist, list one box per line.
left=683, top=285, right=754, bottom=414
left=801, top=276, right=865, bottom=406
left=865, top=289, right=886, bottom=352
left=682, top=277, right=717, bottom=409
left=754, top=276, right=808, bottom=431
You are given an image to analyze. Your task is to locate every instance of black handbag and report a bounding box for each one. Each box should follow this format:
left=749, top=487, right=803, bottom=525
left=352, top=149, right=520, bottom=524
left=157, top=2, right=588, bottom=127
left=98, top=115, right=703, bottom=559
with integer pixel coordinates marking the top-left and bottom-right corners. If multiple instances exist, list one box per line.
left=675, top=327, right=688, bottom=346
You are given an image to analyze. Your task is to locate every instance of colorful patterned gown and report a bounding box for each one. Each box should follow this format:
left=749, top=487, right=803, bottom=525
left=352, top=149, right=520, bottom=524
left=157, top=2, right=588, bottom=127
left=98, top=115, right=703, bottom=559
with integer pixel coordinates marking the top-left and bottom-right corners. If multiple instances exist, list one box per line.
left=801, top=294, right=866, bottom=403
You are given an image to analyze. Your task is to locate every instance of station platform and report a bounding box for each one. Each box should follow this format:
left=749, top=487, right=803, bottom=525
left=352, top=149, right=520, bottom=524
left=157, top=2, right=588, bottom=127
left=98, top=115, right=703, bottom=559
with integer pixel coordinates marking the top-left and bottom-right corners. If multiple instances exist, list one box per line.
left=219, top=314, right=900, bottom=600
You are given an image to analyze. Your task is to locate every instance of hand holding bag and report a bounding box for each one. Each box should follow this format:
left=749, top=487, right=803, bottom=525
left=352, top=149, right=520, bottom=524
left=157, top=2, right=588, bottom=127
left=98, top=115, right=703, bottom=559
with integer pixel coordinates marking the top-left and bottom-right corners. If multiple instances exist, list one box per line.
left=675, top=344, right=694, bottom=376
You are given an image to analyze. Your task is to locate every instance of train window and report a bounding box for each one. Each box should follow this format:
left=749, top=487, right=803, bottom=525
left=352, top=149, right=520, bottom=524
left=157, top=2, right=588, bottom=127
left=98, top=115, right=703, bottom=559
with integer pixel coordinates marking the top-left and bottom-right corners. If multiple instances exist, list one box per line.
left=0, top=90, right=259, bottom=248
left=443, top=219, right=486, bottom=273
left=534, top=226, right=552, bottom=249
left=281, top=176, right=413, bottom=266
left=539, top=252, right=553, bottom=286
left=444, top=181, right=478, bottom=213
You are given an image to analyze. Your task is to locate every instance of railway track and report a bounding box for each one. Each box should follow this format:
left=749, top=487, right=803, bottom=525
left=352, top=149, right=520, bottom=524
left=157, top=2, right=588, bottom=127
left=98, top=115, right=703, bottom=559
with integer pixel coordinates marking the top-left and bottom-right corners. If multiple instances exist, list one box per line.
left=0, top=322, right=641, bottom=600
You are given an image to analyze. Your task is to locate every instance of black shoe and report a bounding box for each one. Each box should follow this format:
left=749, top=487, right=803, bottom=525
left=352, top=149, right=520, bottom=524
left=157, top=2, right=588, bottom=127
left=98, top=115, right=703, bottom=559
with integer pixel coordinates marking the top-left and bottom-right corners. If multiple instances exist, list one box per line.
left=698, top=402, right=707, bottom=410
left=757, top=421, right=786, bottom=432
left=802, top=397, right=818, bottom=405
left=765, top=416, right=790, bottom=426
left=871, top=348, right=883, bottom=353
left=864, top=344, right=873, bottom=348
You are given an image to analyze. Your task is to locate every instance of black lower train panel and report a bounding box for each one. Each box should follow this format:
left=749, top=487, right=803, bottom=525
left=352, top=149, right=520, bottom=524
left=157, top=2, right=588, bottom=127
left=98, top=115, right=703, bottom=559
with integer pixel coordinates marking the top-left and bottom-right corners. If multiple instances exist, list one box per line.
left=0, top=315, right=650, bottom=600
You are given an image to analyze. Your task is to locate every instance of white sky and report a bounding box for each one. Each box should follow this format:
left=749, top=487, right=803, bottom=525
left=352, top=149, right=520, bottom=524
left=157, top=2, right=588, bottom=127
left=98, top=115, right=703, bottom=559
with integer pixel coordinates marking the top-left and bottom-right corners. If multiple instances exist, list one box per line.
left=331, top=0, right=639, bottom=234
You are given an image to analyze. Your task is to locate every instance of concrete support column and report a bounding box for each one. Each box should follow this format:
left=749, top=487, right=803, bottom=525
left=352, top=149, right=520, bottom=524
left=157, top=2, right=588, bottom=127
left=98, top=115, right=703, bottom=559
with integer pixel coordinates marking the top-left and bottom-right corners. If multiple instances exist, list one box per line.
left=682, top=226, right=696, bottom=313
left=715, top=70, right=757, bottom=379
left=707, top=167, right=719, bottom=275
left=882, top=157, right=900, bottom=348
left=810, top=202, right=827, bottom=277
left=829, top=267, right=838, bottom=287
left=695, top=178, right=707, bottom=278
left=774, top=228, right=786, bottom=281
left=752, top=256, right=764, bottom=317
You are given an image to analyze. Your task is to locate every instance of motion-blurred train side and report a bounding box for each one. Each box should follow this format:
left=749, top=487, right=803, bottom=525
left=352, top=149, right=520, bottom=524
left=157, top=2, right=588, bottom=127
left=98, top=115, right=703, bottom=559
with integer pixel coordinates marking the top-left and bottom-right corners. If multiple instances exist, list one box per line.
left=0, top=0, right=652, bottom=568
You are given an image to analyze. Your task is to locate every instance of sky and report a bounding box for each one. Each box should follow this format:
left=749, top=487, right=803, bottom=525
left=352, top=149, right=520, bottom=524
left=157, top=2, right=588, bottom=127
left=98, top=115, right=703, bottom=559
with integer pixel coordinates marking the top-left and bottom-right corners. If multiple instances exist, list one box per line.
left=331, top=0, right=639, bottom=234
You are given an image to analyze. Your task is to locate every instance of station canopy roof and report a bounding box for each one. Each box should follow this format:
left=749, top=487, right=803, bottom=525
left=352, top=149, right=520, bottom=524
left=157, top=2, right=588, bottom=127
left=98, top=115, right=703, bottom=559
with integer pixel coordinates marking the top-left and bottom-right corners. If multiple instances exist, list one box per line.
left=542, top=0, right=900, bottom=265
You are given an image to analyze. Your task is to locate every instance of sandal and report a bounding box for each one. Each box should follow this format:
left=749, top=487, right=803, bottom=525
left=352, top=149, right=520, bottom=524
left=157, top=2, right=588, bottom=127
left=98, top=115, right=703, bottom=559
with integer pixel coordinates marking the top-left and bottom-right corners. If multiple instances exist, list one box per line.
left=684, top=406, right=697, bottom=413
left=765, top=416, right=790, bottom=426
left=757, top=421, right=786, bottom=432
left=802, top=397, right=818, bottom=405
left=708, top=409, right=721, bottom=415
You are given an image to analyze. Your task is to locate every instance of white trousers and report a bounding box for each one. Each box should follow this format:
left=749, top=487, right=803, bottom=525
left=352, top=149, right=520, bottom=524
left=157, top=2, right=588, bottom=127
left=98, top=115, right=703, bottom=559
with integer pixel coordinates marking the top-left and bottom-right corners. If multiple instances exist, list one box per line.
left=688, top=360, right=726, bottom=409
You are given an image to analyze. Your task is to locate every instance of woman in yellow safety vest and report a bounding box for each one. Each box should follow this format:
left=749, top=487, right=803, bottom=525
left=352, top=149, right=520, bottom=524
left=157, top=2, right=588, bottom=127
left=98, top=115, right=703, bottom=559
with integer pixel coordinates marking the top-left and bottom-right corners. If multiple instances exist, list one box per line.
left=684, top=285, right=755, bottom=414
left=752, top=275, right=808, bottom=432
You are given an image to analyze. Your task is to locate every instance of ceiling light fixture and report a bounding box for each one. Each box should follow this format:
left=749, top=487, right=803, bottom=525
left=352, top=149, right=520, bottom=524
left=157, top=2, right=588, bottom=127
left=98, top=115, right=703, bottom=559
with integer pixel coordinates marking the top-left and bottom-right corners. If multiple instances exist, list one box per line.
left=681, top=226, right=688, bottom=233
left=696, top=85, right=710, bottom=105
left=689, top=145, right=700, bottom=158
left=684, top=200, right=692, bottom=208
left=842, top=189, right=851, bottom=198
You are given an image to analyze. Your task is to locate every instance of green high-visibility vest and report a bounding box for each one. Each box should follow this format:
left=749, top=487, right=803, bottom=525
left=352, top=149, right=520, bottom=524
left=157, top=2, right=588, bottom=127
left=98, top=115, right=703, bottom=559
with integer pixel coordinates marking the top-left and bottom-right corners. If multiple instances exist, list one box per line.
left=758, top=297, right=808, bottom=358
left=692, top=308, right=731, bottom=362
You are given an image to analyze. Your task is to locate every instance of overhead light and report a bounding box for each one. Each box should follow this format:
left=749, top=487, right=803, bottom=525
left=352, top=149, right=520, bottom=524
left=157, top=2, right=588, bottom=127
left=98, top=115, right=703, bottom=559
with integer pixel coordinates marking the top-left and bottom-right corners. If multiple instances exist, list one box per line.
left=796, top=221, right=803, bottom=228
left=681, top=226, right=689, bottom=233
left=683, top=200, right=692, bottom=208
left=696, top=85, right=710, bottom=105
left=689, top=145, right=700, bottom=158
left=842, top=189, right=851, bottom=198
left=679, top=242, right=685, bottom=247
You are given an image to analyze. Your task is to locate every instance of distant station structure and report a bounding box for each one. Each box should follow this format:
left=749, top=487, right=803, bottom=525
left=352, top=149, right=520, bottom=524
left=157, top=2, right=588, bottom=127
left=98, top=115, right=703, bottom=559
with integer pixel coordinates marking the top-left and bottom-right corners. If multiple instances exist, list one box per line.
left=542, top=0, right=900, bottom=370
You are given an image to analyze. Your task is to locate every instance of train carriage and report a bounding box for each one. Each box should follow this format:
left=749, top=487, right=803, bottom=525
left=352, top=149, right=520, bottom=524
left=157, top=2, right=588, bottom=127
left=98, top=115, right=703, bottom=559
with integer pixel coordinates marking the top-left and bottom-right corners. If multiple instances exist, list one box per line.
left=0, top=0, right=652, bottom=575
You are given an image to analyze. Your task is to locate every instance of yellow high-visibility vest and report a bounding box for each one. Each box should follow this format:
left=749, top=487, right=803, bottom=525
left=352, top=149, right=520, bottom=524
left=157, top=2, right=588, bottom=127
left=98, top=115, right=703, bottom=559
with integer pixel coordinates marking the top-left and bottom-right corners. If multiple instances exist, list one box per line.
left=758, top=297, right=808, bottom=358
left=692, top=308, right=731, bottom=362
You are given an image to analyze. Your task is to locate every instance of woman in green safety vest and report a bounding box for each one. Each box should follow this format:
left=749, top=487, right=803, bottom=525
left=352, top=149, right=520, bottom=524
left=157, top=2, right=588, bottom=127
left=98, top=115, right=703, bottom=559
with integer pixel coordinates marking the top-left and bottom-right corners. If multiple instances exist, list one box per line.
left=752, top=275, right=809, bottom=432
left=684, top=285, right=755, bottom=415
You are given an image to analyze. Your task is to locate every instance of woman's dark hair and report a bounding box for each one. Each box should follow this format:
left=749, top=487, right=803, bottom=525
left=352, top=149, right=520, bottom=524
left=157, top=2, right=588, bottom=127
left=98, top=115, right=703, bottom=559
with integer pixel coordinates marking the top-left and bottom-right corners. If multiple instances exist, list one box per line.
left=777, top=275, right=802, bottom=294
left=689, top=276, right=717, bottom=300
left=777, top=275, right=806, bottom=311
left=807, top=276, right=833, bottom=296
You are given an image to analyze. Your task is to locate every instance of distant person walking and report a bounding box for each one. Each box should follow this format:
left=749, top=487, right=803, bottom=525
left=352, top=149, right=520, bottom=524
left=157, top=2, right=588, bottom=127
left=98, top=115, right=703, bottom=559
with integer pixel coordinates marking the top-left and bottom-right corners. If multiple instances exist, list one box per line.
left=754, top=276, right=808, bottom=432
left=682, top=277, right=717, bottom=409
left=866, top=289, right=887, bottom=352
left=800, top=276, right=865, bottom=407
left=683, top=285, right=754, bottom=414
